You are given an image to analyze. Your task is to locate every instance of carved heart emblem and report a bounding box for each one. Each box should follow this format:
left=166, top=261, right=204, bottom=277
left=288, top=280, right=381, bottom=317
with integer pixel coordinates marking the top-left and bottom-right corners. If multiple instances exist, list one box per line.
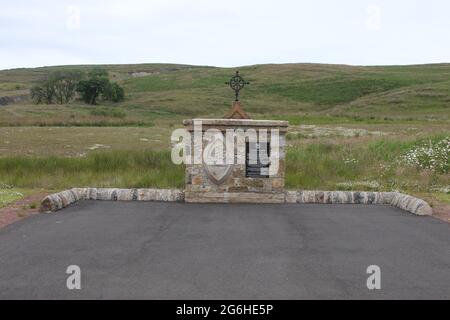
left=204, top=164, right=233, bottom=185
left=203, top=134, right=233, bottom=185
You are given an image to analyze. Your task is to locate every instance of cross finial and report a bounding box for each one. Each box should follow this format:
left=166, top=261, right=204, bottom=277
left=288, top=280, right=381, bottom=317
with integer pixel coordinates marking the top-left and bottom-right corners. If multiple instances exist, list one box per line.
left=225, top=70, right=250, bottom=101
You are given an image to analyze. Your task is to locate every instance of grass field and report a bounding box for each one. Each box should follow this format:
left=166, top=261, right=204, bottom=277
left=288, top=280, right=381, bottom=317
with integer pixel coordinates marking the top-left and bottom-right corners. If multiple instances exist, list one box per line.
left=0, top=63, right=448, bottom=209
left=2, top=63, right=450, bottom=126
left=0, top=135, right=447, bottom=191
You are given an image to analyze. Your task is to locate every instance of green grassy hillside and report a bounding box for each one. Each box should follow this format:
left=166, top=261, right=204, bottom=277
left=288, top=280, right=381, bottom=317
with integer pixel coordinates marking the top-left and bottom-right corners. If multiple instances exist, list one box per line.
left=1, top=63, right=449, bottom=126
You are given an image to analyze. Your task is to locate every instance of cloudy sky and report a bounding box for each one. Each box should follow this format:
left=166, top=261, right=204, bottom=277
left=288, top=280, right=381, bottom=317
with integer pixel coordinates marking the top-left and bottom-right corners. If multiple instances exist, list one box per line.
left=1, top=0, right=450, bottom=70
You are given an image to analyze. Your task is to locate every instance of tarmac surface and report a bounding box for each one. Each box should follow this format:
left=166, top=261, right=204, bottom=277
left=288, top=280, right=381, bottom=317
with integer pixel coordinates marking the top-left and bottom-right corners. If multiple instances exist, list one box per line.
left=0, top=201, right=449, bottom=299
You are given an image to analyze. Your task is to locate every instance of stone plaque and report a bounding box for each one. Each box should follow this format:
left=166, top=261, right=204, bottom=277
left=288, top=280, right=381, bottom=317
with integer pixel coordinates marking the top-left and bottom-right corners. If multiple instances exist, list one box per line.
left=246, top=142, right=270, bottom=178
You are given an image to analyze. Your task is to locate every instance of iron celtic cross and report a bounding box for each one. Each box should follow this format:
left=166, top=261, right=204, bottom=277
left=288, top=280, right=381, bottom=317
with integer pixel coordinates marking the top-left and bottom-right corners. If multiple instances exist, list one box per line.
left=226, top=71, right=250, bottom=101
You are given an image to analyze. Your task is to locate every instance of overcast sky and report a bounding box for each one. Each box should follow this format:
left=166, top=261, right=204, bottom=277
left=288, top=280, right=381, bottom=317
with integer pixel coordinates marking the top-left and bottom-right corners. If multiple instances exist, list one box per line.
left=1, top=0, right=450, bottom=70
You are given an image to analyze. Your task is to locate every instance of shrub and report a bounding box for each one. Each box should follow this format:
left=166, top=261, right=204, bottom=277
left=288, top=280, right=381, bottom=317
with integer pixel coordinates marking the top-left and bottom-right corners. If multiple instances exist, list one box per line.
left=30, top=82, right=55, bottom=104
left=76, top=68, right=125, bottom=104
left=31, top=68, right=125, bottom=105
left=104, top=82, right=125, bottom=102
left=31, top=70, right=82, bottom=104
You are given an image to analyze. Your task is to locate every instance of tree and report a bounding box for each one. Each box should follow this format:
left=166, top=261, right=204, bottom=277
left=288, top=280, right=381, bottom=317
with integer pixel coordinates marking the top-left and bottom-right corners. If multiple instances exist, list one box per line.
left=30, top=70, right=82, bottom=104
left=76, top=68, right=125, bottom=105
left=51, top=71, right=83, bottom=104
left=76, top=68, right=109, bottom=105
left=30, top=86, right=45, bottom=104
left=30, top=81, right=55, bottom=104
left=103, top=82, right=125, bottom=102
left=30, top=67, right=125, bottom=105
left=76, top=78, right=109, bottom=105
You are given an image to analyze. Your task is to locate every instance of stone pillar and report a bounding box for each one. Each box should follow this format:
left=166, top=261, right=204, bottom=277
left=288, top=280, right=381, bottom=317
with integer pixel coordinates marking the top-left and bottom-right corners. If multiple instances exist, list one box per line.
left=183, top=119, right=288, bottom=203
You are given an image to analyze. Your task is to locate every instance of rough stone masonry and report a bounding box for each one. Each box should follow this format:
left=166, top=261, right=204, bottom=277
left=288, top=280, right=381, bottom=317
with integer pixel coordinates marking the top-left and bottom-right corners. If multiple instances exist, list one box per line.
left=41, top=188, right=432, bottom=216
left=182, top=119, right=289, bottom=204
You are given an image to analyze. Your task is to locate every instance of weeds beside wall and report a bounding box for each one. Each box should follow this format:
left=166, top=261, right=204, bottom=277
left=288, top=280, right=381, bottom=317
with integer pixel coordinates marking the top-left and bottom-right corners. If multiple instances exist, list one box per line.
left=0, top=135, right=448, bottom=196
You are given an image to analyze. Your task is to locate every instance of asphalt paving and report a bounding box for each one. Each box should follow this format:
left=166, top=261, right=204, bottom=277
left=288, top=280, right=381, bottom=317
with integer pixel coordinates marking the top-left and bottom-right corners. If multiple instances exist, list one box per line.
left=0, top=201, right=449, bottom=299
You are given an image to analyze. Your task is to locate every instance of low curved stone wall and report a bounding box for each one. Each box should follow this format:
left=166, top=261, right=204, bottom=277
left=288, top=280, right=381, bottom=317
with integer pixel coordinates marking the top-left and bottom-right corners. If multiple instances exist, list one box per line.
left=40, top=188, right=185, bottom=212
left=41, top=188, right=432, bottom=216
left=285, top=191, right=432, bottom=216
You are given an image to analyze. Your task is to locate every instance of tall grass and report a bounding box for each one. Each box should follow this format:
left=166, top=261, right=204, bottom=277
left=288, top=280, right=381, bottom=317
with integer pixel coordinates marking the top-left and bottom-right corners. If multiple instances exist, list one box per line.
left=89, top=108, right=127, bottom=118
left=286, top=143, right=354, bottom=189
left=285, top=135, right=449, bottom=192
left=0, top=136, right=448, bottom=193
left=0, top=120, right=154, bottom=127
left=0, top=150, right=184, bottom=190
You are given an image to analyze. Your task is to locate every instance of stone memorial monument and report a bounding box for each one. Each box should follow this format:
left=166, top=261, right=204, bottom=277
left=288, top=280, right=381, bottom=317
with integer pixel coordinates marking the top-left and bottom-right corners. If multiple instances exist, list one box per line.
left=183, top=71, right=289, bottom=203
left=41, top=70, right=433, bottom=215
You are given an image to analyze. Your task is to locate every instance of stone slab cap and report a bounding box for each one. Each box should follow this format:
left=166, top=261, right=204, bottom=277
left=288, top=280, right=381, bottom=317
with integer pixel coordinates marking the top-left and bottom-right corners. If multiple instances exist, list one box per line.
left=185, top=191, right=285, bottom=204
left=183, top=119, right=289, bottom=128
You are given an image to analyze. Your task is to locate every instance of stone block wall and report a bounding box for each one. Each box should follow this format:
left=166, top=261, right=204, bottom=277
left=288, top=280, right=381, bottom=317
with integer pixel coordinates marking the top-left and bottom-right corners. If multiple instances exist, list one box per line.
left=41, top=188, right=433, bottom=216
left=41, top=188, right=184, bottom=212
left=183, top=119, right=288, bottom=203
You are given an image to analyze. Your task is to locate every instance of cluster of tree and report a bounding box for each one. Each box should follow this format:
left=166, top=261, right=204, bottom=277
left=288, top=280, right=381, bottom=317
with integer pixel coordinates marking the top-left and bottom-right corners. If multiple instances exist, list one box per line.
left=31, top=68, right=125, bottom=105
left=76, top=69, right=124, bottom=105
left=31, top=70, right=82, bottom=104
